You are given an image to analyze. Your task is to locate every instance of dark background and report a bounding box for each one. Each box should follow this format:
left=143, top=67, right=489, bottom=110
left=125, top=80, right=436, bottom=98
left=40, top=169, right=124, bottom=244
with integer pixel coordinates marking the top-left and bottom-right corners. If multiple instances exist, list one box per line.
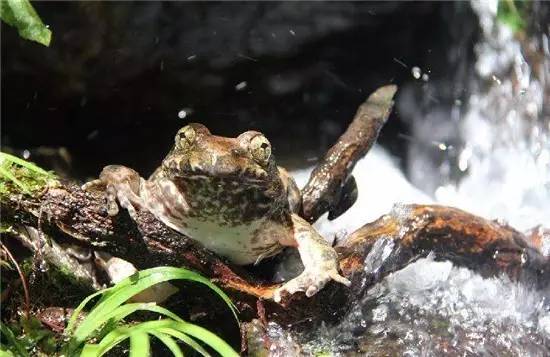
left=1, top=2, right=478, bottom=181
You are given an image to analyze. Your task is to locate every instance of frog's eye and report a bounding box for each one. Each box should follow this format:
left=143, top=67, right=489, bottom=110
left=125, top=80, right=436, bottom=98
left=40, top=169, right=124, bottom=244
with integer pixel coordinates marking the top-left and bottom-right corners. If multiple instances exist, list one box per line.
left=176, top=125, right=196, bottom=149
left=249, top=135, right=271, bottom=165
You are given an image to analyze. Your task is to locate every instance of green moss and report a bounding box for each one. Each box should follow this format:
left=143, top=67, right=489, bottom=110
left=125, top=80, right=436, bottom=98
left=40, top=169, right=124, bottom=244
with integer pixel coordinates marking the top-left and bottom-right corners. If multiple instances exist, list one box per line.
left=0, top=152, right=57, bottom=200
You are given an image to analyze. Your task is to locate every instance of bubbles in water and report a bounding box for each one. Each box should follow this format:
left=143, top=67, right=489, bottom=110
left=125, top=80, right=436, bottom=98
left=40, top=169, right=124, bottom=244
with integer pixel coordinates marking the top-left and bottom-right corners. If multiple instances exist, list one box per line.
left=290, top=257, right=550, bottom=355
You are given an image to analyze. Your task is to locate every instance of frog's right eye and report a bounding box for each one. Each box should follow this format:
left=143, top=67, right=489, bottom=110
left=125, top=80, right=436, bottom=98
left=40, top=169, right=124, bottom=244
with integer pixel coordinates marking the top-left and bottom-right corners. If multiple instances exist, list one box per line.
left=176, top=125, right=196, bottom=149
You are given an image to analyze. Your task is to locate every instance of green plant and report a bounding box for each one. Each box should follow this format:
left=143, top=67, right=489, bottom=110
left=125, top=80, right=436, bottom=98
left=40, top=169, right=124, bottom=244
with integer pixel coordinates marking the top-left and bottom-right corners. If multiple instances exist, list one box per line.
left=64, top=266, right=239, bottom=357
left=0, top=0, right=51, bottom=46
left=1, top=321, right=29, bottom=357
left=497, top=0, right=528, bottom=33
left=0, top=152, right=56, bottom=197
left=1, top=317, right=58, bottom=357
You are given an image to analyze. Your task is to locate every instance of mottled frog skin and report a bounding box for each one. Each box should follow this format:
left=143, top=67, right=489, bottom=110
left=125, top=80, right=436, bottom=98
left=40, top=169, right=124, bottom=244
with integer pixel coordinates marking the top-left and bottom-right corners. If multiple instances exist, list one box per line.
left=86, top=123, right=350, bottom=301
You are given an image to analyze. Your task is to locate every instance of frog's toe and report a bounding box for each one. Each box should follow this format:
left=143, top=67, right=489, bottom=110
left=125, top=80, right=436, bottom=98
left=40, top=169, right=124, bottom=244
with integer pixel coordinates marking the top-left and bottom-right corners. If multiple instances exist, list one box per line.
left=81, top=179, right=105, bottom=191
left=106, top=198, right=120, bottom=216
left=305, top=284, right=321, bottom=297
left=273, top=268, right=349, bottom=302
left=330, top=271, right=351, bottom=287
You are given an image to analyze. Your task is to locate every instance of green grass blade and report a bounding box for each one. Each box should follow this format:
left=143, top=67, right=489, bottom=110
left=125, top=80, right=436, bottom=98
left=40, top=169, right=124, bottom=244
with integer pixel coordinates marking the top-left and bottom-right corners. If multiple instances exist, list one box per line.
left=94, top=321, right=170, bottom=357
left=67, top=267, right=238, bottom=354
left=65, top=288, right=110, bottom=334
left=158, top=328, right=210, bottom=357
left=0, top=346, right=16, bottom=357
left=107, top=303, right=185, bottom=324
left=87, top=320, right=238, bottom=357
left=80, top=343, right=102, bottom=357
left=0, top=322, right=28, bottom=357
left=129, top=332, right=150, bottom=357
left=112, top=267, right=238, bottom=320
left=166, top=321, right=238, bottom=357
left=148, top=332, right=183, bottom=357
left=70, top=274, right=173, bottom=347
left=90, top=326, right=132, bottom=357
left=72, top=267, right=237, bottom=346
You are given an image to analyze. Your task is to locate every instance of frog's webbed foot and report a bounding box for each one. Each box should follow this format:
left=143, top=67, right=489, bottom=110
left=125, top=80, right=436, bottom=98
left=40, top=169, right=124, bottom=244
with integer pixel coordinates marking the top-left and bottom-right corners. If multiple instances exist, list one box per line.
left=273, top=255, right=350, bottom=303
left=82, top=165, right=145, bottom=219
left=273, top=214, right=351, bottom=303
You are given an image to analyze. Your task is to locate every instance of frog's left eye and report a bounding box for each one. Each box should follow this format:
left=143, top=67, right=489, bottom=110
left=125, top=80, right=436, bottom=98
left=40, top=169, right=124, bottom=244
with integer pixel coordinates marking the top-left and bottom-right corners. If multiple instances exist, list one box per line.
left=176, top=125, right=196, bottom=149
left=249, top=135, right=271, bottom=165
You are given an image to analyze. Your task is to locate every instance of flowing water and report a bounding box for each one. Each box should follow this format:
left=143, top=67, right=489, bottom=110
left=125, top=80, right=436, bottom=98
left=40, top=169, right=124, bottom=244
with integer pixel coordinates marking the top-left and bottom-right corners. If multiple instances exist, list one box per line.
left=270, top=1, right=550, bottom=355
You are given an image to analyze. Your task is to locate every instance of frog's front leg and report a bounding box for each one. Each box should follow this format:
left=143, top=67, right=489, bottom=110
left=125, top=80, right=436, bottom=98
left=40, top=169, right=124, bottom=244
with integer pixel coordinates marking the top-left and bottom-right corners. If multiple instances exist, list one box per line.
left=83, top=165, right=146, bottom=219
left=273, top=214, right=351, bottom=302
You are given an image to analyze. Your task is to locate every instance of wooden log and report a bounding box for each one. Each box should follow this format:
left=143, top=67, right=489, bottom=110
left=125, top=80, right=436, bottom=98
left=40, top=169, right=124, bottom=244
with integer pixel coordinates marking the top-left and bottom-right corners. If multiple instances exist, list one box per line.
left=3, top=184, right=548, bottom=325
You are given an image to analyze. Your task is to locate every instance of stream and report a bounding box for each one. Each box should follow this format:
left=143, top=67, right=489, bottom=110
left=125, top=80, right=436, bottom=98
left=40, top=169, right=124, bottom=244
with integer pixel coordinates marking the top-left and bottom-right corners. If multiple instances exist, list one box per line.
left=267, top=1, right=550, bottom=355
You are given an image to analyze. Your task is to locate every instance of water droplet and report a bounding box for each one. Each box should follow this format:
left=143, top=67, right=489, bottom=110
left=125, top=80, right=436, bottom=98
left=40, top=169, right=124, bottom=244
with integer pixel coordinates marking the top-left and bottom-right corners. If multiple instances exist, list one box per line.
left=411, top=67, right=421, bottom=79
left=235, top=81, right=247, bottom=91
left=422, top=73, right=429, bottom=81
left=178, top=108, right=193, bottom=119
left=87, top=130, right=99, bottom=140
left=289, top=29, right=296, bottom=36
left=22, top=149, right=30, bottom=159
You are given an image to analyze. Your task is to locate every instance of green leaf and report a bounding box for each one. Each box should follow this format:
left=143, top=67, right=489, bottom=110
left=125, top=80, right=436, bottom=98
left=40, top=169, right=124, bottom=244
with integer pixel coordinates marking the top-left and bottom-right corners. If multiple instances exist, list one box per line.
left=165, top=320, right=238, bottom=357
left=81, top=326, right=130, bottom=357
left=65, top=288, right=110, bottom=335
left=157, top=327, right=210, bottom=357
left=66, top=267, right=238, bottom=354
left=129, top=332, right=150, bottom=357
left=148, top=332, right=183, bottom=357
left=0, top=0, right=51, bottom=46
left=107, top=303, right=185, bottom=325
left=80, top=343, right=102, bottom=357
left=93, top=320, right=238, bottom=357
left=0, top=347, right=16, bottom=357
left=0, top=322, right=28, bottom=357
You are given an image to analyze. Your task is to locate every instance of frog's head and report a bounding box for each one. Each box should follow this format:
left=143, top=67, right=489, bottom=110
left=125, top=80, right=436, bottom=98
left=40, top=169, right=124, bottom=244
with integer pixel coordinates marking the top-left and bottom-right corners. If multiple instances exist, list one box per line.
left=162, top=123, right=278, bottom=185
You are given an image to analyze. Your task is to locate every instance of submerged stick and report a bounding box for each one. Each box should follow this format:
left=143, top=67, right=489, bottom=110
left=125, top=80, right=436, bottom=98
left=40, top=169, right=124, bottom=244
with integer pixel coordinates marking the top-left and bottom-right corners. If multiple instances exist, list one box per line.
left=301, top=85, right=397, bottom=223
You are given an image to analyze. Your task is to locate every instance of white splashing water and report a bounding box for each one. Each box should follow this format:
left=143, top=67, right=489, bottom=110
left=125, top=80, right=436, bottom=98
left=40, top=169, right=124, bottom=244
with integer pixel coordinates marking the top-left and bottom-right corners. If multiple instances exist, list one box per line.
left=275, top=1, right=550, bottom=355
left=433, top=0, right=550, bottom=231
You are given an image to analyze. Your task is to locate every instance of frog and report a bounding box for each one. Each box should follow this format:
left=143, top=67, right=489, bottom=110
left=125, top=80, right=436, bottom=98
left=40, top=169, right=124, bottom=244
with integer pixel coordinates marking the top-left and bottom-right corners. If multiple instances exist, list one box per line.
left=86, top=123, right=350, bottom=302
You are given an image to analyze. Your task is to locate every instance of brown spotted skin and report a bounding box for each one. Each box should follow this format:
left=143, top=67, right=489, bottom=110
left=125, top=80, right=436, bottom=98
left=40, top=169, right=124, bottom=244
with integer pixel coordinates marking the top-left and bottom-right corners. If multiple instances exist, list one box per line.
left=86, top=123, right=350, bottom=300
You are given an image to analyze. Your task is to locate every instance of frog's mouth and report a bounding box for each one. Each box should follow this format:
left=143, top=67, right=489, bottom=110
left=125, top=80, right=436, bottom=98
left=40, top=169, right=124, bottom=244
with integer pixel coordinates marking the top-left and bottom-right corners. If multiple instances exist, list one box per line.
left=163, top=155, right=272, bottom=185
